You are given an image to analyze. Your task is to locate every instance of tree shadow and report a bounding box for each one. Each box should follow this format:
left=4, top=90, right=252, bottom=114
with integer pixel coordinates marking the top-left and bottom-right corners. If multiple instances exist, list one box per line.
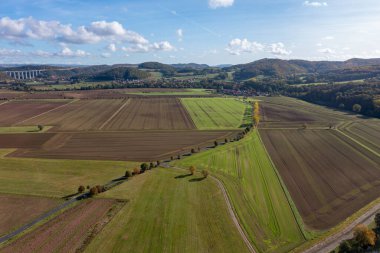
left=189, top=177, right=206, bottom=182
left=62, top=193, right=79, bottom=199
left=174, top=173, right=192, bottom=179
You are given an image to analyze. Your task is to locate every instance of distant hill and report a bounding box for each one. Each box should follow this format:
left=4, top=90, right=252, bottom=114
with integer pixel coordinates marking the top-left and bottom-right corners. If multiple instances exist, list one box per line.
left=172, top=63, right=209, bottom=70
left=229, top=58, right=380, bottom=80
left=138, top=62, right=176, bottom=77
left=90, top=67, right=150, bottom=81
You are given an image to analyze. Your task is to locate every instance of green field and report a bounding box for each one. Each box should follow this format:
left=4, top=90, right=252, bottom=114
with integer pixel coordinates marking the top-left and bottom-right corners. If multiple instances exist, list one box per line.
left=181, top=98, right=251, bottom=129
left=127, top=89, right=212, bottom=96
left=0, top=150, right=138, bottom=197
left=173, top=130, right=307, bottom=253
left=87, top=168, right=249, bottom=253
left=0, top=126, right=51, bottom=133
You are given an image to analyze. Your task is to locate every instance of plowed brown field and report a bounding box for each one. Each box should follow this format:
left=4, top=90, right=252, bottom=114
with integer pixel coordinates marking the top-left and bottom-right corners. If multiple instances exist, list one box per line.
left=0, top=133, right=54, bottom=148
left=0, top=194, right=61, bottom=236
left=0, top=100, right=68, bottom=126
left=260, top=129, right=380, bottom=230
left=102, top=98, right=195, bottom=130
left=10, top=130, right=237, bottom=161
left=21, top=99, right=125, bottom=131
left=1, top=199, right=118, bottom=253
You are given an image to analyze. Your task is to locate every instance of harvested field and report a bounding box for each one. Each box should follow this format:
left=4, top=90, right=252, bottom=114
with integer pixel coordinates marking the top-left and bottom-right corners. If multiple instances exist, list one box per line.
left=342, top=121, right=380, bottom=154
left=260, top=129, right=380, bottom=230
left=0, top=133, right=54, bottom=148
left=0, top=194, right=61, bottom=236
left=0, top=100, right=68, bottom=126
left=1, top=199, right=121, bottom=253
left=10, top=130, right=237, bottom=161
left=102, top=98, right=195, bottom=130
left=21, top=99, right=125, bottom=131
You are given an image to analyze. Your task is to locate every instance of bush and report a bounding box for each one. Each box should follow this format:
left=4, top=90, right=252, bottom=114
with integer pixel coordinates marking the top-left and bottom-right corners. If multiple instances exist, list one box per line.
left=37, top=125, right=44, bottom=131
left=86, top=185, right=90, bottom=189
left=140, top=163, right=149, bottom=172
left=214, top=141, right=218, bottom=147
left=96, top=185, right=106, bottom=193
left=133, top=167, right=141, bottom=175
left=191, top=148, right=196, bottom=154
left=125, top=170, right=132, bottom=178
left=156, top=160, right=160, bottom=166
left=202, top=170, right=209, bottom=178
left=149, top=162, right=154, bottom=169
left=189, top=166, right=196, bottom=175
left=78, top=185, right=85, bottom=193
left=89, top=186, right=98, bottom=196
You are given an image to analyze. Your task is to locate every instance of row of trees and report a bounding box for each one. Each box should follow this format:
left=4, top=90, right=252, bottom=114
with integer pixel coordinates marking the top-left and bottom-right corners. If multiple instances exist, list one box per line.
left=189, top=166, right=209, bottom=178
left=338, top=213, right=380, bottom=252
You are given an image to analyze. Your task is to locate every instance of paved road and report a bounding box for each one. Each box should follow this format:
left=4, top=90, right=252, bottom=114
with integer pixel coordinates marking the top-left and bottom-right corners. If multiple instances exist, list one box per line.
left=162, top=163, right=256, bottom=253
left=303, top=202, right=380, bottom=253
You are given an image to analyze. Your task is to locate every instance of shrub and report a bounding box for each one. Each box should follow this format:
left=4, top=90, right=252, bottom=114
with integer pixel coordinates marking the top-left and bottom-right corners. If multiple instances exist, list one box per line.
left=149, top=162, right=154, bottom=169
left=202, top=169, right=209, bottom=178
left=353, top=224, right=376, bottom=248
left=89, top=187, right=98, bottom=196
left=214, top=141, right=218, bottom=147
left=189, top=166, right=196, bottom=175
left=125, top=170, right=132, bottom=178
left=140, top=163, right=149, bottom=172
left=96, top=185, right=106, bottom=193
left=133, top=167, right=141, bottom=175
left=156, top=160, right=160, bottom=166
left=37, top=125, right=44, bottom=131
left=191, top=148, right=196, bottom=154
left=78, top=185, right=85, bottom=193
left=86, top=185, right=90, bottom=189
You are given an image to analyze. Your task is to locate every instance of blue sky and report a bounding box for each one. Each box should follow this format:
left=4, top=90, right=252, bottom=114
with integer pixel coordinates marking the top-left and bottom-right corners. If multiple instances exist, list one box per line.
left=0, top=0, right=380, bottom=65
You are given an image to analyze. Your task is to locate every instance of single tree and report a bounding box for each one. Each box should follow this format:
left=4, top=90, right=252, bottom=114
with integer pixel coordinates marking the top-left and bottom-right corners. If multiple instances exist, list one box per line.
left=37, top=125, right=44, bottom=131
left=89, top=186, right=98, bottom=197
left=189, top=166, right=196, bottom=175
left=353, top=224, right=376, bottom=248
left=96, top=185, right=105, bottom=193
left=225, top=138, right=228, bottom=143
left=78, top=185, right=85, bottom=193
left=170, top=156, right=174, bottom=161
left=177, top=154, right=181, bottom=160
left=191, top=148, right=196, bottom=154
left=86, top=185, right=90, bottom=189
left=202, top=169, right=209, bottom=178
left=352, top=104, right=362, bottom=113
left=214, top=140, right=218, bottom=147
left=140, top=163, right=149, bottom=172
left=156, top=160, right=160, bottom=166
left=149, top=162, right=154, bottom=169
left=133, top=167, right=141, bottom=175
left=125, top=170, right=132, bottom=178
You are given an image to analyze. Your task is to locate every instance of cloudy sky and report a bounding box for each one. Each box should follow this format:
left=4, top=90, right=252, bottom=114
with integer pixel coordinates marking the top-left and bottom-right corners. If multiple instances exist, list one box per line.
left=1, top=0, right=380, bottom=65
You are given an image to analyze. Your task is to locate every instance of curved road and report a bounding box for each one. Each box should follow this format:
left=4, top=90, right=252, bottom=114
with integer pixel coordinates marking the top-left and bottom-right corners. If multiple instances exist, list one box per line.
left=303, top=202, right=380, bottom=253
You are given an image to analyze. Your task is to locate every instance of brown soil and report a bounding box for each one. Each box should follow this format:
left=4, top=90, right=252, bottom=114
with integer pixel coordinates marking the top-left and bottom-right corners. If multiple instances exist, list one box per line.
left=0, top=194, right=61, bottom=236
left=1, top=199, right=121, bottom=253
left=0, top=133, right=55, bottom=148
left=260, top=129, right=380, bottom=230
left=9, top=130, right=238, bottom=161
left=0, top=100, right=67, bottom=126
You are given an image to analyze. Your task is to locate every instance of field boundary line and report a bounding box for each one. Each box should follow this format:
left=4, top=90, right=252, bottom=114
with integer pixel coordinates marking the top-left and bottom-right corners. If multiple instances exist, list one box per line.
left=15, top=99, right=78, bottom=125
left=99, top=99, right=130, bottom=130
left=257, top=130, right=310, bottom=240
left=0, top=101, right=9, bottom=107
left=336, top=129, right=380, bottom=158
left=163, top=163, right=256, bottom=253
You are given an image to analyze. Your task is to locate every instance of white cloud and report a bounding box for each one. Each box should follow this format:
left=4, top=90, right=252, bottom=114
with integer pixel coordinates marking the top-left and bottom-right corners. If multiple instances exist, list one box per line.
left=318, top=48, right=335, bottom=54
left=0, top=48, right=23, bottom=56
left=58, top=46, right=90, bottom=57
left=322, top=36, right=334, bottom=40
left=226, top=38, right=291, bottom=56
left=107, top=43, right=117, bottom=52
left=269, top=42, right=292, bottom=56
left=176, top=28, right=183, bottom=42
left=101, top=52, right=111, bottom=58
left=209, top=0, right=234, bottom=9
left=122, top=41, right=175, bottom=53
left=303, top=1, right=328, bottom=7
left=0, top=17, right=149, bottom=45
left=375, top=50, right=380, bottom=54
left=226, top=38, right=265, bottom=55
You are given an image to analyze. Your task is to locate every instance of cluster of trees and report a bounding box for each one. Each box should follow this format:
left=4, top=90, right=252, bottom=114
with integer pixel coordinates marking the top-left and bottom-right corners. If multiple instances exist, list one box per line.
left=90, top=67, right=151, bottom=81
left=189, top=166, right=209, bottom=178
left=285, top=81, right=380, bottom=118
left=337, top=213, right=380, bottom=252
